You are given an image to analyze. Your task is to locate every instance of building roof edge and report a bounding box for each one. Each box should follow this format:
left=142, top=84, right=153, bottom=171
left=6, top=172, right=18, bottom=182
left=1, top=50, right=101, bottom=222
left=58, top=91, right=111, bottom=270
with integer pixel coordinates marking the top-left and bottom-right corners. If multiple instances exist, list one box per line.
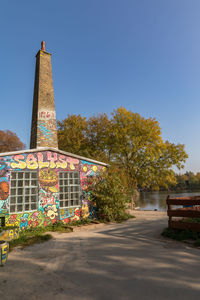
left=0, top=148, right=109, bottom=167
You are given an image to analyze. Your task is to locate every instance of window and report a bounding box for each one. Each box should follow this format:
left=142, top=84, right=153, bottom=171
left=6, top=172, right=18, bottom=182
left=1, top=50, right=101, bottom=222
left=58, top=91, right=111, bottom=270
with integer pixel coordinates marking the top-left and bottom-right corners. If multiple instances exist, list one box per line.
left=10, top=171, right=38, bottom=213
left=59, top=172, right=81, bottom=208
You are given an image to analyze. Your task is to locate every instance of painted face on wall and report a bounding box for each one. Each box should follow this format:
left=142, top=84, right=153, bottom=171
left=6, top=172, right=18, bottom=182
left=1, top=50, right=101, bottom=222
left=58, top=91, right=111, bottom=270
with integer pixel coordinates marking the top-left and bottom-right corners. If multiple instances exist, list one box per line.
left=0, top=181, right=9, bottom=200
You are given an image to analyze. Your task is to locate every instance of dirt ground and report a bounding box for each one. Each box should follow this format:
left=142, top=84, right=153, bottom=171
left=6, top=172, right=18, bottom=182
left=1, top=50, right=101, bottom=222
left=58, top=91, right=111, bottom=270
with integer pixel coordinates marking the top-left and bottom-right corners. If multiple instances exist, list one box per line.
left=1, top=210, right=200, bottom=300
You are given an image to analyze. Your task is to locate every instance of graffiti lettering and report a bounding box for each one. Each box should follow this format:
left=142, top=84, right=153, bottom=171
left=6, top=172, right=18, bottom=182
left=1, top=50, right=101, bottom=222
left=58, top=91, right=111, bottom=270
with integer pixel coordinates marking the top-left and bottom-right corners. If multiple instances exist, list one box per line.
left=38, top=110, right=55, bottom=119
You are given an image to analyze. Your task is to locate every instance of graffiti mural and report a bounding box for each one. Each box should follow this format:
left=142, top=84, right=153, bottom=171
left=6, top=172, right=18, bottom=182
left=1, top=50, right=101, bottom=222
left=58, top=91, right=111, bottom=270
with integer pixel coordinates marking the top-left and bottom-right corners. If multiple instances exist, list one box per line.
left=0, top=158, right=10, bottom=214
left=10, top=152, right=80, bottom=171
left=38, top=168, right=59, bottom=226
left=0, top=228, right=19, bottom=241
left=37, top=110, right=58, bottom=148
left=6, top=211, right=44, bottom=229
left=0, top=150, right=106, bottom=229
left=60, top=207, right=81, bottom=223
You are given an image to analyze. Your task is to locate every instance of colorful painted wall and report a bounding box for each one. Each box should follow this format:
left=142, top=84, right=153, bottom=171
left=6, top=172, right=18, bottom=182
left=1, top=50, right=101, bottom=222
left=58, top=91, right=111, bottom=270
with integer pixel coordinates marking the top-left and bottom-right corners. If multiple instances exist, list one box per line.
left=0, top=151, right=106, bottom=230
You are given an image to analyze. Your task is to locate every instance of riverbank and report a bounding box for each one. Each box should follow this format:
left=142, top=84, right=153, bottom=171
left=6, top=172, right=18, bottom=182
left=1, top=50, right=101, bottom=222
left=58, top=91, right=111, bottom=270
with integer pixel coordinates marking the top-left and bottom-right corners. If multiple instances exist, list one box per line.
left=137, top=190, right=200, bottom=211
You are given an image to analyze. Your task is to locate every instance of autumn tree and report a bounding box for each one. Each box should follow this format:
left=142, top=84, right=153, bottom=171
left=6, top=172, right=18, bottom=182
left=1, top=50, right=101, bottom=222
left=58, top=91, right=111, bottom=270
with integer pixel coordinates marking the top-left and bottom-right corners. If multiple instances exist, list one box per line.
left=57, top=107, right=188, bottom=199
left=110, top=107, right=187, bottom=205
left=0, top=130, right=25, bottom=153
left=57, top=114, right=89, bottom=157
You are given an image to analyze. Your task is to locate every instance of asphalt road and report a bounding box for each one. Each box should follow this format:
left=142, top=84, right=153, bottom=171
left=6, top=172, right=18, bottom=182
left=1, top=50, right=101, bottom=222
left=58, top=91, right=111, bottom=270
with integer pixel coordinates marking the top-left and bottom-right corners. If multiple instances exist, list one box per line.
left=1, top=211, right=200, bottom=300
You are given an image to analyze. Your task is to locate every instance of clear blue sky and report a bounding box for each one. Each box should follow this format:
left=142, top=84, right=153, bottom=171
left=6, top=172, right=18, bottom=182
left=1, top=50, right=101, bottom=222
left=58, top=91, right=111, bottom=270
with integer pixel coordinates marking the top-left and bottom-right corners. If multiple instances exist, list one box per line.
left=0, top=0, right=200, bottom=173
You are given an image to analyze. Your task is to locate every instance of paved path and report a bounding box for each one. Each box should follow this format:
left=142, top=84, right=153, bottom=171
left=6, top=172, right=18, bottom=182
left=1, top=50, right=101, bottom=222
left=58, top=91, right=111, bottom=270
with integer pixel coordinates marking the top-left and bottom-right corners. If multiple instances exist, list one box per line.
left=1, top=211, right=200, bottom=300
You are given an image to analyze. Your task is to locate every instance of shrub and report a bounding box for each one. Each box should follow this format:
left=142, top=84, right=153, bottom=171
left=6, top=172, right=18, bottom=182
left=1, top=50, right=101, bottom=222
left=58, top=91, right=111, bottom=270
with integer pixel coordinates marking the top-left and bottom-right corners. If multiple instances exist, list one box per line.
left=86, top=168, right=129, bottom=222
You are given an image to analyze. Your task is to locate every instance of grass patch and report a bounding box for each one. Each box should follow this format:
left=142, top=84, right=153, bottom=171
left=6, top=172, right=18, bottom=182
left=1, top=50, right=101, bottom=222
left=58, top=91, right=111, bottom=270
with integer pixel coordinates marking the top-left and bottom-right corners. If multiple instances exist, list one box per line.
left=7, top=215, right=135, bottom=250
left=162, top=227, right=200, bottom=246
left=115, top=213, right=135, bottom=223
left=97, top=213, right=135, bottom=223
left=9, top=233, right=52, bottom=250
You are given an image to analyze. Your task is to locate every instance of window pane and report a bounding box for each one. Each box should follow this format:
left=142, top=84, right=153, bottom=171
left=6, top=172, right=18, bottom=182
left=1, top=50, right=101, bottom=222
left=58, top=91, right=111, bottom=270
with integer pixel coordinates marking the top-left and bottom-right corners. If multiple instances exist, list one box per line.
left=17, top=205, right=23, bottom=212
left=11, top=189, right=16, bottom=195
left=25, top=189, right=30, bottom=195
left=17, top=196, right=23, bottom=204
left=11, top=173, right=16, bottom=179
left=31, top=180, right=37, bottom=186
left=25, top=196, right=29, bottom=203
left=64, top=193, right=69, bottom=200
left=31, top=188, right=37, bottom=194
left=18, top=173, right=23, bottom=179
left=59, top=180, right=63, bottom=186
left=64, top=201, right=69, bottom=207
left=18, top=188, right=23, bottom=195
left=60, top=201, right=63, bottom=207
left=75, top=193, right=79, bottom=200
left=11, top=181, right=16, bottom=187
left=25, top=204, right=30, bottom=211
left=31, top=195, right=37, bottom=202
left=31, top=203, right=36, bottom=210
left=25, top=180, right=30, bottom=186
left=18, top=181, right=23, bottom=187
left=10, top=205, right=16, bottom=212
left=31, top=173, right=37, bottom=179
left=10, top=197, right=16, bottom=204
left=25, top=173, right=30, bottom=179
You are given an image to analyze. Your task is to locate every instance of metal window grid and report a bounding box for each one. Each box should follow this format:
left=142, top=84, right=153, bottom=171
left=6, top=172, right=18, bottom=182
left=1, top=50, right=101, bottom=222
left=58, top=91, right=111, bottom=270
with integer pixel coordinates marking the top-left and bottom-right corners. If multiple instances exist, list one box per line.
left=9, top=171, right=38, bottom=213
left=59, top=172, right=81, bottom=208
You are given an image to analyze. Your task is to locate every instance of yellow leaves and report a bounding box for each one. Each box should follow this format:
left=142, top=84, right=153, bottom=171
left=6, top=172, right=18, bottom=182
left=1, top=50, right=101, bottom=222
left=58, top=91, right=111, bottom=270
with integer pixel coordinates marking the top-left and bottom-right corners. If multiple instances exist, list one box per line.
left=57, top=107, right=188, bottom=191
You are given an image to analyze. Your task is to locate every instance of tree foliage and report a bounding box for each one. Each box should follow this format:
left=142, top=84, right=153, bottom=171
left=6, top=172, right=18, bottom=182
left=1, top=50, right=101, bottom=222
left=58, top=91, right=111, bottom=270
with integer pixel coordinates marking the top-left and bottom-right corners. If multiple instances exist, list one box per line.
left=57, top=107, right=188, bottom=193
left=0, top=130, right=25, bottom=153
left=86, top=168, right=129, bottom=221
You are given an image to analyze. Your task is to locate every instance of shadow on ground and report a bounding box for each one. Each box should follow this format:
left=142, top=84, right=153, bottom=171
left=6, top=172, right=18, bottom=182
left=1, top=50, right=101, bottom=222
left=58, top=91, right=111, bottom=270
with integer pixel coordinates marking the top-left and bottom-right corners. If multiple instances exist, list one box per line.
left=0, top=214, right=200, bottom=300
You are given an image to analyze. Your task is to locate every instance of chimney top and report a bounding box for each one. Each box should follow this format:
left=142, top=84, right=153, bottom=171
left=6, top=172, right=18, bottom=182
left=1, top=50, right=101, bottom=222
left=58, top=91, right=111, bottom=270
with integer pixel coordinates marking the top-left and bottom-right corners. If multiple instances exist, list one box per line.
left=41, top=41, right=45, bottom=51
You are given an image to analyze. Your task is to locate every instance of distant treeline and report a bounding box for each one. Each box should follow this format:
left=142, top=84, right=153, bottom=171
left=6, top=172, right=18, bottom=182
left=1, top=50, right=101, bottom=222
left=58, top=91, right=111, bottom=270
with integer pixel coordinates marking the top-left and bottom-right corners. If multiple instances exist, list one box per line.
left=144, top=172, right=200, bottom=191
left=172, top=172, right=200, bottom=191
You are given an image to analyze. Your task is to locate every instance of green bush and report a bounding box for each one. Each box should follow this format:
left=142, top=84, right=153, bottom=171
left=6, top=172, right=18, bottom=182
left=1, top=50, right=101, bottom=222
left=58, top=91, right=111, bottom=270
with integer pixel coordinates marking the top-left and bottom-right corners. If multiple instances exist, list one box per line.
left=86, top=169, right=130, bottom=222
left=162, top=227, right=200, bottom=243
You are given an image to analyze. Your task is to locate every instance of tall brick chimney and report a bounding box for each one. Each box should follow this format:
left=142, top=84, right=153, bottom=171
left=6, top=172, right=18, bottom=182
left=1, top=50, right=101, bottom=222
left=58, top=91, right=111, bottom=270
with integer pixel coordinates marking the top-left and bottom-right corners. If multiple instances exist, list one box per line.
left=30, top=41, right=58, bottom=149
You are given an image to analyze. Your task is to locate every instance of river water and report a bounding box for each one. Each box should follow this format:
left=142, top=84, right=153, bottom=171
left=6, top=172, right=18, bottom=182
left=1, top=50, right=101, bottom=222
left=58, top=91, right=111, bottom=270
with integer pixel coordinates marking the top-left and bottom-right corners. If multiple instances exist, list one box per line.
left=135, top=190, right=200, bottom=211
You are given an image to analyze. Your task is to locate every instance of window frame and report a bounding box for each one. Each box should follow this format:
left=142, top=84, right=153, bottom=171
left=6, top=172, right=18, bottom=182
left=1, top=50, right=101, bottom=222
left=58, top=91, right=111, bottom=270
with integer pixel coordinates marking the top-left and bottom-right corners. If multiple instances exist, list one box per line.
left=59, top=171, right=81, bottom=209
left=9, top=171, right=39, bottom=214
